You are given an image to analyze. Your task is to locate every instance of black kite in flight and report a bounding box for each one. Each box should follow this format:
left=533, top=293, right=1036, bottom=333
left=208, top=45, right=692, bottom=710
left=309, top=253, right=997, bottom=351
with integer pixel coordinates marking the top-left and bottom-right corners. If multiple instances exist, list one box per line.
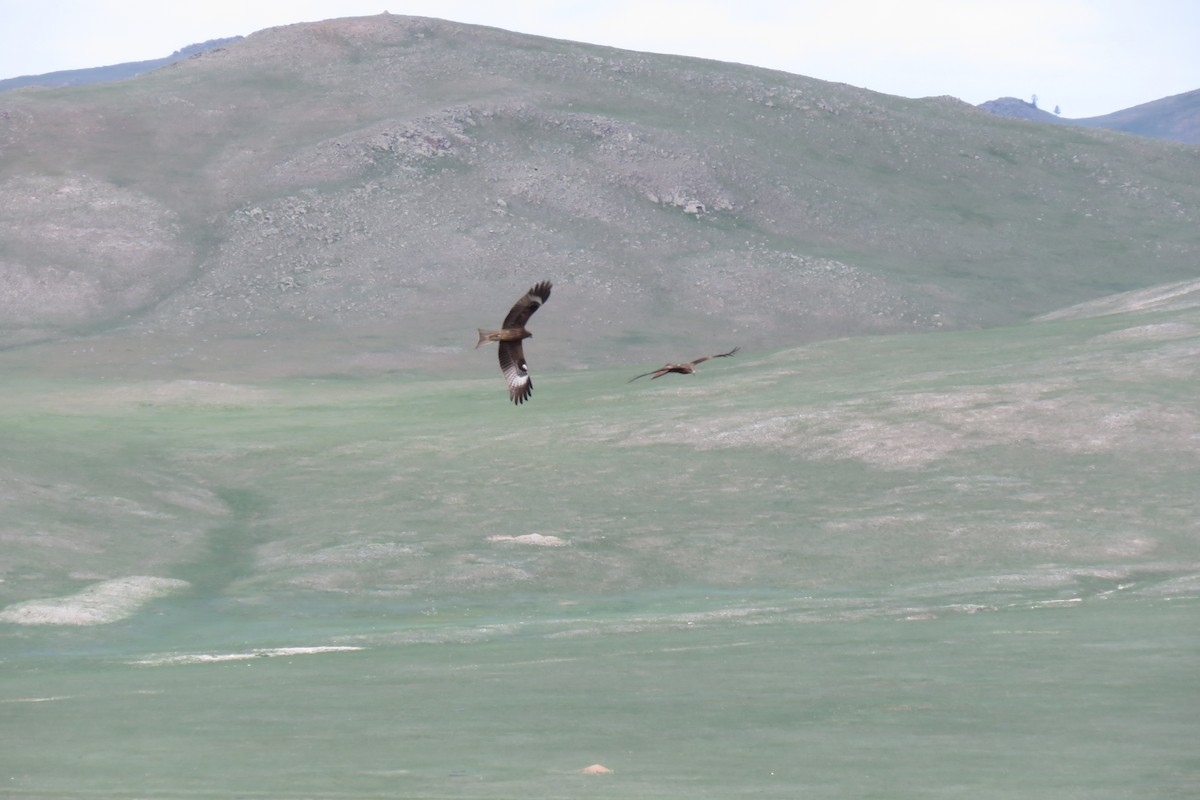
left=476, top=281, right=552, bottom=404
left=628, top=347, right=740, bottom=382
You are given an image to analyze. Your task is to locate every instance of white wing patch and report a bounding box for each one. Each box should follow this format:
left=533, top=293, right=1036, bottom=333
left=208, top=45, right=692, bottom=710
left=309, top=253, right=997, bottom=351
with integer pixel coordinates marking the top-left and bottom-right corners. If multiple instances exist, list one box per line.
left=501, top=355, right=532, bottom=404
left=504, top=360, right=529, bottom=389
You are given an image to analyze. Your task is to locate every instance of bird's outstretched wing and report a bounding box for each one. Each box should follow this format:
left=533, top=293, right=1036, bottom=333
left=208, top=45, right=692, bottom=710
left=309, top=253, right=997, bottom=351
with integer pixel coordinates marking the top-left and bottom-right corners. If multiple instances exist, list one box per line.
left=499, top=340, right=533, bottom=404
left=688, top=347, right=740, bottom=367
left=502, top=281, right=552, bottom=329
left=627, top=367, right=668, bottom=383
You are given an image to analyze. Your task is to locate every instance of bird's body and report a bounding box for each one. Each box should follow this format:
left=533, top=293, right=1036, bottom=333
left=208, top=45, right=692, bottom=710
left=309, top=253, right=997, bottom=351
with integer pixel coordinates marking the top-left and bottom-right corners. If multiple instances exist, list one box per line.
left=628, top=347, right=740, bottom=382
left=475, top=328, right=531, bottom=345
left=476, top=281, right=552, bottom=404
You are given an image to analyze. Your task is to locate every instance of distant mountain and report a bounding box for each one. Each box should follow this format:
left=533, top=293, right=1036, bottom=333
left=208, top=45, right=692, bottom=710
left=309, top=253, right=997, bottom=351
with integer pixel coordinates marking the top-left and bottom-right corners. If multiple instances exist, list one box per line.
left=0, top=37, right=242, bottom=92
left=1071, top=89, right=1200, bottom=144
left=978, top=89, right=1200, bottom=144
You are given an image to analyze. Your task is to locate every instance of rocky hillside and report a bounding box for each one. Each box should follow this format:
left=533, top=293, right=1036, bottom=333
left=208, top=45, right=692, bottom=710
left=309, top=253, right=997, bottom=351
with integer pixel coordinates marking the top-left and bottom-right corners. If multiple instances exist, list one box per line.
left=2, top=15, right=1199, bottom=378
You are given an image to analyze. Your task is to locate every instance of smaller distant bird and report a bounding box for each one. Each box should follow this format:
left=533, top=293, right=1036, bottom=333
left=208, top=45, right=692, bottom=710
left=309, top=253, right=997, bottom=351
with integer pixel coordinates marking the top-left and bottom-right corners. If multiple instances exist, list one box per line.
left=627, top=347, right=740, bottom=382
left=476, top=281, right=552, bottom=404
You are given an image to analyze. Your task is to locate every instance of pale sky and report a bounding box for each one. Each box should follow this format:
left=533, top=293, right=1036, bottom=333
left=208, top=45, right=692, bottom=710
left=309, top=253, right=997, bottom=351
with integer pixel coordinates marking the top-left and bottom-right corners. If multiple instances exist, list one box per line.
left=1, top=0, right=1196, bottom=118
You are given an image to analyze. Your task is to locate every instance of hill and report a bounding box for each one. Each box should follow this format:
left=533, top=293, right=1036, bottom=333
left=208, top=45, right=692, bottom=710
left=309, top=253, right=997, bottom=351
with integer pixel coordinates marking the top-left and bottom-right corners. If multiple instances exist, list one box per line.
left=978, top=89, right=1200, bottom=144
left=976, top=96, right=1067, bottom=125
left=1, top=14, right=1198, bottom=379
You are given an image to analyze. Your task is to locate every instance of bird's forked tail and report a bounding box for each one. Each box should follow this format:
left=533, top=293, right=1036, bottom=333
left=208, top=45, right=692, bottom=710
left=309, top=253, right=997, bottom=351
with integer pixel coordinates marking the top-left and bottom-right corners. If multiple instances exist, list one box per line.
left=476, top=329, right=498, bottom=349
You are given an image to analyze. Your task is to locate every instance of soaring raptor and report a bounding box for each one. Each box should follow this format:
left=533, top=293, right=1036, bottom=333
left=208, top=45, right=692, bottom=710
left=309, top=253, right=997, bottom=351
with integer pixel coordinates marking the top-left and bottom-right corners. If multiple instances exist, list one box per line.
left=476, top=281, right=552, bottom=404
left=628, top=347, right=740, bottom=382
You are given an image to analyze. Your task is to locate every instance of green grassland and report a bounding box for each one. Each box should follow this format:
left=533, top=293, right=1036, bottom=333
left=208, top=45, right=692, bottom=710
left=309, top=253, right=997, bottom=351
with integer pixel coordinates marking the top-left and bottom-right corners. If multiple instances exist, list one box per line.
left=2, top=296, right=1197, bottom=798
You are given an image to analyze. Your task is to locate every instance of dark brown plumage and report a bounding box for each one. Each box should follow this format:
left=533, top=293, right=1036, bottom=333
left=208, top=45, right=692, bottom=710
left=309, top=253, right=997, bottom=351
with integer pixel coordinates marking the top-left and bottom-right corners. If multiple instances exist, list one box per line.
left=476, top=281, right=552, bottom=404
left=627, top=347, right=740, bottom=382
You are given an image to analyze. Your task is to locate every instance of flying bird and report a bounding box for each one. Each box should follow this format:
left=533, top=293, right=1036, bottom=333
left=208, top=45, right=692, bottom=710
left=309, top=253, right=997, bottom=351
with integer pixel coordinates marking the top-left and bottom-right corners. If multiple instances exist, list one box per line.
left=628, top=347, right=740, bottom=382
left=476, top=281, right=552, bottom=404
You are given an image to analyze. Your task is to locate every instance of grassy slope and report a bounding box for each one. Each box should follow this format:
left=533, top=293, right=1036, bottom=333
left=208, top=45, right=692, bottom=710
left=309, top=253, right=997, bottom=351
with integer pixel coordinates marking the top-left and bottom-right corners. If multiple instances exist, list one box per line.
left=3, top=291, right=1196, bottom=620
